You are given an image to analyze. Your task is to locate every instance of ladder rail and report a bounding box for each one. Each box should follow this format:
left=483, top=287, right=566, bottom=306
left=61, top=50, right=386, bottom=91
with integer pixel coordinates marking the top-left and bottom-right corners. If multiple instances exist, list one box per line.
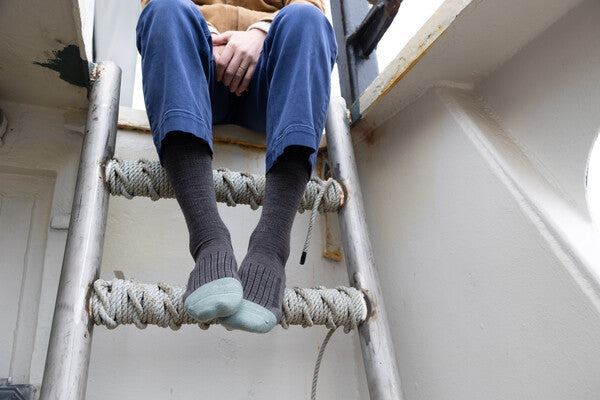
left=326, top=96, right=405, bottom=400
left=39, top=62, right=121, bottom=400
left=38, top=67, right=400, bottom=399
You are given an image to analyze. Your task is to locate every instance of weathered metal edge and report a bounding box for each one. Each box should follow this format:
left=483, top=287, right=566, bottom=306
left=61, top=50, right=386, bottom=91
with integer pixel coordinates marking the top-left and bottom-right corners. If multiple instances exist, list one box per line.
left=350, top=0, right=472, bottom=126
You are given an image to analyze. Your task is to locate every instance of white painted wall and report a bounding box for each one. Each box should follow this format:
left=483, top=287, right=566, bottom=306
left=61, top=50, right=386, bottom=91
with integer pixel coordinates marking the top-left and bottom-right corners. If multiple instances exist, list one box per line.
left=0, top=172, right=54, bottom=384
left=353, top=0, right=600, bottom=398
left=479, top=0, right=600, bottom=221
left=0, top=101, right=85, bottom=389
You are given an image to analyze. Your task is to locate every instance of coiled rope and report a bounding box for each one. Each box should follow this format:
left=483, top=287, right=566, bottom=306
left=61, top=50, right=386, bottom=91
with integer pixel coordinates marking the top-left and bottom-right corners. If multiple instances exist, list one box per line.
left=90, top=279, right=364, bottom=398
left=105, top=159, right=343, bottom=212
left=90, top=279, right=367, bottom=332
left=104, top=159, right=344, bottom=262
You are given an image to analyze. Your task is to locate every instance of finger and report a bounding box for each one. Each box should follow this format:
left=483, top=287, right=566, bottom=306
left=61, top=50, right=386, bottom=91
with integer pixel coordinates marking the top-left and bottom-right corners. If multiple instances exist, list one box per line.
left=235, top=63, right=256, bottom=96
left=222, top=51, right=244, bottom=87
left=213, top=44, right=225, bottom=59
left=229, top=63, right=247, bottom=94
left=215, top=44, right=235, bottom=82
left=212, top=31, right=233, bottom=45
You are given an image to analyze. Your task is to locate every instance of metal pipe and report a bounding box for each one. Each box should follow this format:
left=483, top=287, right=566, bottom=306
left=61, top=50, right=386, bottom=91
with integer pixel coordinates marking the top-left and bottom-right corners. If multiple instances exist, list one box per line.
left=39, top=61, right=121, bottom=400
left=325, top=96, right=405, bottom=400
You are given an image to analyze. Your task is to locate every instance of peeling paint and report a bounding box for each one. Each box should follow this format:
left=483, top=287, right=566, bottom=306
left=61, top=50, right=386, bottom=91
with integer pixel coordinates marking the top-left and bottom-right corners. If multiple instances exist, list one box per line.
left=350, top=100, right=362, bottom=126
left=89, top=62, right=106, bottom=84
left=34, top=44, right=89, bottom=88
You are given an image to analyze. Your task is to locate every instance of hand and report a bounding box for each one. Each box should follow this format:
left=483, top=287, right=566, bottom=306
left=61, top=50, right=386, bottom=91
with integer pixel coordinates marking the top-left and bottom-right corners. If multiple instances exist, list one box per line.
left=211, top=33, right=226, bottom=60
left=213, top=29, right=266, bottom=96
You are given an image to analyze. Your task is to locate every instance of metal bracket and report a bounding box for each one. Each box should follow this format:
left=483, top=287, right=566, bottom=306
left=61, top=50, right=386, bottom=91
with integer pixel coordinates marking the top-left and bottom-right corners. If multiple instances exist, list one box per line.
left=330, top=0, right=402, bottom=103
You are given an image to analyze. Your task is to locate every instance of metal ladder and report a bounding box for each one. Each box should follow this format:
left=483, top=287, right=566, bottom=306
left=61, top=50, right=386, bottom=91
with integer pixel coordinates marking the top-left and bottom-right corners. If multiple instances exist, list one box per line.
left=38, top=61, right=404, bottom=400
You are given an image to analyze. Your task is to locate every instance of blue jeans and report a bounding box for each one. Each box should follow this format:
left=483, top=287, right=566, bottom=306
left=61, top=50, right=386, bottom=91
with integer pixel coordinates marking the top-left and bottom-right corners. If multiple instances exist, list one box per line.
left=136, top=0, right=337, bottom=173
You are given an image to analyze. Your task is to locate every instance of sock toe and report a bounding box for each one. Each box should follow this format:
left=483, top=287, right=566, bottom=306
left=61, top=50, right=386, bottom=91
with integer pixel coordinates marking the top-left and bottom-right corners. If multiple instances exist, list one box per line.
left=184, top=278, right=243, bottom=322
left=219, top=299, right=278, bottom=333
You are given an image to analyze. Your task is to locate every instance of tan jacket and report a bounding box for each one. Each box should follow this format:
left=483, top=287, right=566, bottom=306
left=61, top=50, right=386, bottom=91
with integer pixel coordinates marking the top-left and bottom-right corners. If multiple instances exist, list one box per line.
left=141, top=0, right=325, bottom=33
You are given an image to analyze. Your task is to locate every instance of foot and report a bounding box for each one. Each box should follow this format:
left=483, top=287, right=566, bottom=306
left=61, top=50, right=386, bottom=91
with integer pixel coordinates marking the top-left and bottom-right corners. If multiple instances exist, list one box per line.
left=183, top=243, right=243, bottom=322
left=219, top=250, right=285, bottom=333
left=219, top=147, right=311, bottom=333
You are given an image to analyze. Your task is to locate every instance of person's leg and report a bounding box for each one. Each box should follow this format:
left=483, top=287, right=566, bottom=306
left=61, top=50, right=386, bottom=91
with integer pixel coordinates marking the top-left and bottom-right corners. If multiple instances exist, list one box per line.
left=220, top=4, right=337, bottom=332
left=136, top=0, right=242, bottom=322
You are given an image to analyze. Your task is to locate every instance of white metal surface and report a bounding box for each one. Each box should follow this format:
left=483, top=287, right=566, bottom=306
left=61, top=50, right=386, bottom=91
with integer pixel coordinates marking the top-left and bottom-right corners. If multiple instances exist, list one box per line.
left=2, top=0, right=600, bottom=398
left=351, top=0, right=600, bottom=398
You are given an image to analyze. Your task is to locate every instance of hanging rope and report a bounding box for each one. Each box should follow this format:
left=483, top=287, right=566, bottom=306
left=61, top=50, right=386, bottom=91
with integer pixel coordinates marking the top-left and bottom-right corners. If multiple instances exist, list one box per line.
left=90, top=279, right=367, bottom=332
left=300, top=178, right=337, bottom=264
left=312, top=328, right=336, bottom=400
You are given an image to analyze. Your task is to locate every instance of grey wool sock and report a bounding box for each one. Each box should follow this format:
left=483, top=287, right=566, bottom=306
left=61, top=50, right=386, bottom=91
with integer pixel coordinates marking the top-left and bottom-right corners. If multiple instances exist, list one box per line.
left=161, top=132, right=242, bottom=321
left=221, top=146, right=311, bottom=332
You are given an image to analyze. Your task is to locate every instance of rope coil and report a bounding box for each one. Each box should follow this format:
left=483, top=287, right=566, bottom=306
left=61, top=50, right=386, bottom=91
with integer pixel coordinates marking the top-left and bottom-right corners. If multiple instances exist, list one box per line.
left=90, top=279, right=367, bottom=332
left=105, top=159, right=343, bottom=213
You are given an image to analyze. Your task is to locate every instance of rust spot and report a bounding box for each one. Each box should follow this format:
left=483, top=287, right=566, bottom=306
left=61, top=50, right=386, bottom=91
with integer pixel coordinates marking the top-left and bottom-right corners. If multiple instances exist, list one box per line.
left=323, top=248, right=342, bottom=262
left=355, top=25, right=451, bottom=127
left=322, top=213, right=342, bottom=262
left=380, top=28, right=447, bottom=97
left=118, top=121, right=150, bottom=134
left=363, top=128, right=379, bottom=147
left=0, top=65, right=3, bottom=71
left=314, top=152, right=325, bottom=177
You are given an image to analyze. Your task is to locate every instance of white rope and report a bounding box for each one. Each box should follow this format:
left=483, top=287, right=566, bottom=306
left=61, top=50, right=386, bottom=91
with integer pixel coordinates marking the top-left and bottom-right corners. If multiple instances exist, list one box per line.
left=104, top=159, right=343, bottom=213
left=90, top=279, right=367, bottom=332
left=312, top=328, right=336, bottom=400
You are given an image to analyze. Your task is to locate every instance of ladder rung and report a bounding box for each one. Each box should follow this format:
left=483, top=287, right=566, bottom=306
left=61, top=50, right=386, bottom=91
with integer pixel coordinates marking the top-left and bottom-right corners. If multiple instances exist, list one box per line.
left=105, top=159, right=344, bottom=212
left=90, top=279, right=367, bottom=332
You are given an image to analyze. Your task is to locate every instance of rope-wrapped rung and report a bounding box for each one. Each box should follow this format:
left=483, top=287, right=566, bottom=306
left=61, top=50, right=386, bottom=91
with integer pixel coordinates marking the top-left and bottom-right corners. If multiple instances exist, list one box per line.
left=90, top=279, right=367, bottom=332
left=105, top=159, right=344, bottom=213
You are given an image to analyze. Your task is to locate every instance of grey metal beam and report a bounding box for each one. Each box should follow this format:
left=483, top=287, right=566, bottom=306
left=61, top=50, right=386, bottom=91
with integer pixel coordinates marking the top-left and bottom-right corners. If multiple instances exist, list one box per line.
left=347, top=0, right=402, bottom=59
left=39, top=61, right=121, bottom=400
left=330, top=0, right=379, bottom=103
left=326, top=96, right=405, bottom=400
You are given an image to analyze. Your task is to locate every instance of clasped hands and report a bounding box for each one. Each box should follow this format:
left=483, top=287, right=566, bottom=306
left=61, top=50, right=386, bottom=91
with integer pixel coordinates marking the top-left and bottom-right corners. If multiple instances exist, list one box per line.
left=212, top=29, right=267, bottom=96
